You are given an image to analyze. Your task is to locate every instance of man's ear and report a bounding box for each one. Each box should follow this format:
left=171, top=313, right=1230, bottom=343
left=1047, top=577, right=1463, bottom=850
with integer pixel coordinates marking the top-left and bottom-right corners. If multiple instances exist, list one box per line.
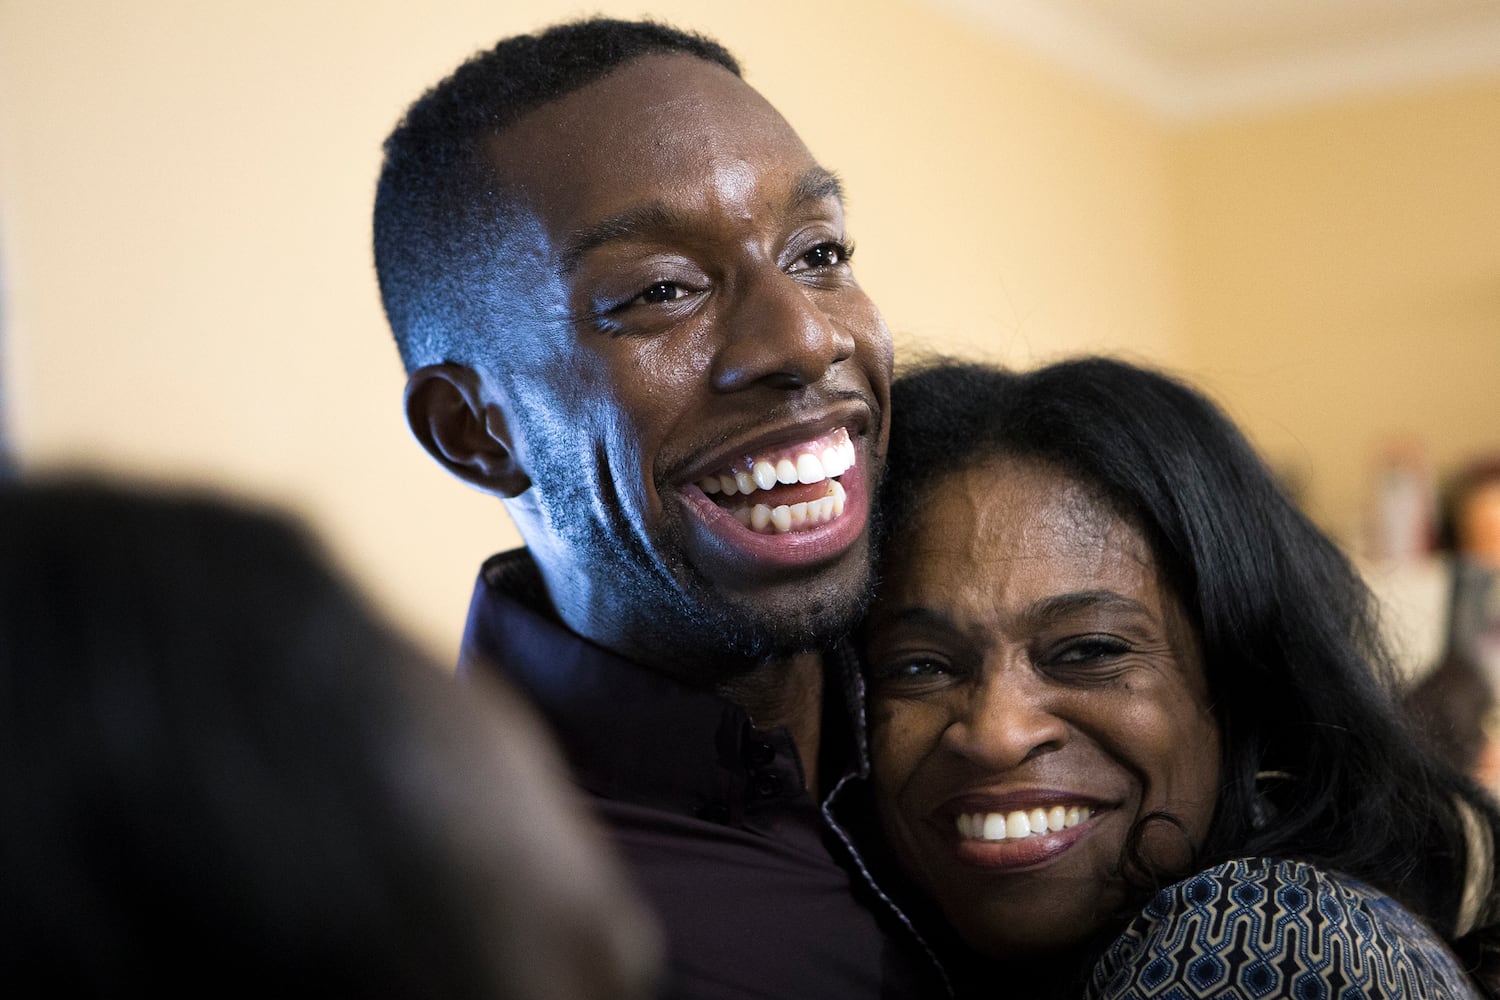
left=404, top=364, right=531, bottom=498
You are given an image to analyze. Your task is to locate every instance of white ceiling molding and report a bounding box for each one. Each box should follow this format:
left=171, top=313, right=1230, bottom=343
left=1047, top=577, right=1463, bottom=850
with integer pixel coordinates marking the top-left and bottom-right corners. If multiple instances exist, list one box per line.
left=928, top=0, right=1500, bottom=121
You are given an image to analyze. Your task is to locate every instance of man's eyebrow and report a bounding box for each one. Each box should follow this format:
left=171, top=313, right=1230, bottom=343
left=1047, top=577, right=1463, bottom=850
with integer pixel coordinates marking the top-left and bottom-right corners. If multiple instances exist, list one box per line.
left=558, top=167, right=846, bottom=276
left=791, top=166, right=844, bottom=208
left=559, top=202, right=684, bottom=276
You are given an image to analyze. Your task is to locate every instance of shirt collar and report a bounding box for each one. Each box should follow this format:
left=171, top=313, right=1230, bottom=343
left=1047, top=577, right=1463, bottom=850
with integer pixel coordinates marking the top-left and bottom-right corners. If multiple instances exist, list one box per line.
left=458, top=548, right=868, bottom=817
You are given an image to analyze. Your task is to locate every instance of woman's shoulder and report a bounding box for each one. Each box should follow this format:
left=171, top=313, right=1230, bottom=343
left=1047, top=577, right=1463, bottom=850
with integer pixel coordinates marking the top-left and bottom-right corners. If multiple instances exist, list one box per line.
left=1086, top=857, right=1481, bottom=999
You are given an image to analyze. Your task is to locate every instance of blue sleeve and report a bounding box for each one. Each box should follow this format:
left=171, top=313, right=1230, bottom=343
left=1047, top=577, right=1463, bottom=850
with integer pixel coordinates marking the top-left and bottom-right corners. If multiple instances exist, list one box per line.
left=1086, top=858, right=1480, bottom=999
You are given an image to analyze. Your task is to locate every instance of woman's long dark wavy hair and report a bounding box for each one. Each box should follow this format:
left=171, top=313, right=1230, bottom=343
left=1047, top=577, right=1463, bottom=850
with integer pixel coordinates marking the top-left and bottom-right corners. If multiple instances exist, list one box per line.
left=880, top=357, right=1500, bottom=992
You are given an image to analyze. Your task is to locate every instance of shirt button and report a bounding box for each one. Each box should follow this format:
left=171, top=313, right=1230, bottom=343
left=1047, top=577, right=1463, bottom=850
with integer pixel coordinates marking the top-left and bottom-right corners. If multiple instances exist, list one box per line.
left=751, top=772, right=782, bottom=799
left=746, top=740, right=776, bottom=767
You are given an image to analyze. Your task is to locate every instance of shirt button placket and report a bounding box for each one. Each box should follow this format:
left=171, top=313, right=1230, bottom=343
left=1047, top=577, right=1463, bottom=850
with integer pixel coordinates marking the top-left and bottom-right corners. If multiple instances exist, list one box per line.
left=746, top=737, right=783, bottom=801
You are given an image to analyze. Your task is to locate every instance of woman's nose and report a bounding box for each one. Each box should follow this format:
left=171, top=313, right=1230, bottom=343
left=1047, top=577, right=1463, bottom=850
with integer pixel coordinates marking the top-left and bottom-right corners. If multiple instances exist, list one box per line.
left=939, top=669, right=1069, bottom=770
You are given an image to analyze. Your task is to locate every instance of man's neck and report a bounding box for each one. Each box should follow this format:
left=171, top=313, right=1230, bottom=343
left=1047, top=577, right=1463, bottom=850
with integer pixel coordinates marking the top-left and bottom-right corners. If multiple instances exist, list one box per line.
left=716, top=652, right=825, bottom=800
left=512, top=546, right=830, bottom=794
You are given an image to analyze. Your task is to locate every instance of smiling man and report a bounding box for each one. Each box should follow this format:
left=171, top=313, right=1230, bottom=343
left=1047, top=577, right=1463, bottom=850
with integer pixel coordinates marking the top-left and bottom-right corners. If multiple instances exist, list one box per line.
left=373, top=19, right=941, bottom=999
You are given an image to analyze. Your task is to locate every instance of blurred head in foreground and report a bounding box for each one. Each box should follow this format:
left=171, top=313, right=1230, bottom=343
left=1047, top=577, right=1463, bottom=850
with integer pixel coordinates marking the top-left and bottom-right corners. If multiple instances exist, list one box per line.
left=0, top=478, right=660, bottom=998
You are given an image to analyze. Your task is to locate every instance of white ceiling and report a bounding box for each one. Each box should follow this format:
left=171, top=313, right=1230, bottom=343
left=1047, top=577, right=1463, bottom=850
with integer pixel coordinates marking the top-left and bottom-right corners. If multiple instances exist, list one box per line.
left=928, top=0, right=1500, bottom=120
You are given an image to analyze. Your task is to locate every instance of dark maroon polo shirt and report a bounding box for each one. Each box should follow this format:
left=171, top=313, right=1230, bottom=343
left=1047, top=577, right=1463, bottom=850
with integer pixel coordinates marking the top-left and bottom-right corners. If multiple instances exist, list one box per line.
left=458, top=549, right=948, bottom=1000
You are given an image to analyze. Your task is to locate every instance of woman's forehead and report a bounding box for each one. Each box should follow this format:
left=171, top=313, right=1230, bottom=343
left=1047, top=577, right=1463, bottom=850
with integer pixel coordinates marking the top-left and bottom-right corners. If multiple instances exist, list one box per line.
left=882, top=458, right=1160, bottom=607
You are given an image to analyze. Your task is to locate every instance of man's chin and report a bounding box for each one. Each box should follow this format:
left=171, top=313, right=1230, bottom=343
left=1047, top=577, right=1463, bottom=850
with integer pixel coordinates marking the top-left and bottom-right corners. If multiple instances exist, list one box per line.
left=592, top=498, right=875, bottom=681
left=665, top=561, right=874, bottom=672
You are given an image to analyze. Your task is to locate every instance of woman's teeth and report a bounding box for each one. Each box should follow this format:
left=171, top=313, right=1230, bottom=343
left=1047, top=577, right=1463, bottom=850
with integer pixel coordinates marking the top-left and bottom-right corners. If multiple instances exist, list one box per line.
left=956, top=805, right=1092, bottom=841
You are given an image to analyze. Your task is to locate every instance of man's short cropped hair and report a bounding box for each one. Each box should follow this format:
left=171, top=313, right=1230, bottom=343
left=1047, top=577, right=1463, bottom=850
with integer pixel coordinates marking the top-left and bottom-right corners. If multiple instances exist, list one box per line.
left=373, top=18, right=741, bottom=373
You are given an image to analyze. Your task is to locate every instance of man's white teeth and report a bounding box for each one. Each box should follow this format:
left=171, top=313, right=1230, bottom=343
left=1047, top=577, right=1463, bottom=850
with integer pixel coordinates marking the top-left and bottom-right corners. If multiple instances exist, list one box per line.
left=733, top=480, right=847, bottom=535
left=750, top=504, right=772, bottom=532
left=796, top=454, right=823, bottom=484
left=698, top=431, right=857, bottom=497
left=956, top=805, right=1092, bottom=841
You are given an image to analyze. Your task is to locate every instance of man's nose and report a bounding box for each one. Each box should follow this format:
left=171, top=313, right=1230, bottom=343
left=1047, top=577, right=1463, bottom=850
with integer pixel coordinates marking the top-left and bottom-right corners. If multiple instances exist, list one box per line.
left=940, top=668, right=1069, bottom=771
left=709, top=269, right=855, bottom=392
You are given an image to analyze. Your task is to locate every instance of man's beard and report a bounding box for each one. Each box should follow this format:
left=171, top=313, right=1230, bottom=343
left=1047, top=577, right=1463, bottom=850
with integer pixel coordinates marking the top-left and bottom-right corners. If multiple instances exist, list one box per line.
left=657, top=545, right=874, bottom=670
left=532, top=452, right=873, bottom=682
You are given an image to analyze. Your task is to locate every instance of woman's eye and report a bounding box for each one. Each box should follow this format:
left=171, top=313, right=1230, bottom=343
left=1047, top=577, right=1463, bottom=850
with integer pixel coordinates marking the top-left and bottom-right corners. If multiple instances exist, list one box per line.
left=869, top=655, right=962, bottom=694
left=886, top=659, right=948, bottom=679
left=1050, top=637, right=1131, bottom=665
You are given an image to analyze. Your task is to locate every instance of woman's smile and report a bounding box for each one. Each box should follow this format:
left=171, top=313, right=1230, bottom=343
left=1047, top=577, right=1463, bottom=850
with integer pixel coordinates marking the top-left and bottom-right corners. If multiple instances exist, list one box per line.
left=944, top=800, right=1101, bottom=872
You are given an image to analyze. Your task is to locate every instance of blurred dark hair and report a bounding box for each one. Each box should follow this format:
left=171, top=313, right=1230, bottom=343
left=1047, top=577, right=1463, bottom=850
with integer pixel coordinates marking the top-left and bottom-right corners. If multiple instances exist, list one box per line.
left=373, top=17, right=739, bottom=373
left=881, top=357, right=1500, bottom=989
left=1406, top=651, right=1495, bottom=776
left=0, top=478, right=658, bottom=997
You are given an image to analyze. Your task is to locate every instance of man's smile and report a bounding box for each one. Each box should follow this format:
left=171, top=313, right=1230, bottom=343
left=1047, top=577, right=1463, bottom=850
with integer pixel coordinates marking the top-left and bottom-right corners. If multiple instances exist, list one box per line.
left=674, top=414, right=877, bottom=580
left=694, top=427, right=855, bottom=534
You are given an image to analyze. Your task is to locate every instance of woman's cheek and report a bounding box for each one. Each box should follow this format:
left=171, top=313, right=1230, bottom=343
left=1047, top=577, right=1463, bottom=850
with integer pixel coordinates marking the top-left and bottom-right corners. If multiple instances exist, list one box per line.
left=872, top=699, right=952, bottom=803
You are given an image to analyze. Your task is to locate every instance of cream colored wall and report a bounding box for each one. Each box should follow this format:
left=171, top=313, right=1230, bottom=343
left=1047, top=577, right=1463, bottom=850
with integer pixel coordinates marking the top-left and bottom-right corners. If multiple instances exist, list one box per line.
left=0, top=1, right=1181, bottom=661
left=1174, top=80, right=1500, bottom=547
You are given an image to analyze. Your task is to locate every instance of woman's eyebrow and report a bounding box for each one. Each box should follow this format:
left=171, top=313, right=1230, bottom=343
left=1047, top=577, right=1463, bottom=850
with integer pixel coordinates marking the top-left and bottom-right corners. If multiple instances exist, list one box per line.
left=878, top=590, right=1153, bottom=634
left=874, top=605, right=960, bottom=632
left=1020, top=590, right=1155, bottom=627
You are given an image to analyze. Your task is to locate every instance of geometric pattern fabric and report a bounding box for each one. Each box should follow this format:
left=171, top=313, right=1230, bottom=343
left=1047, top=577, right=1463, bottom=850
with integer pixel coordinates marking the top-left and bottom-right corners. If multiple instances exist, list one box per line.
left=1088, top=858, right=1480, bottom=999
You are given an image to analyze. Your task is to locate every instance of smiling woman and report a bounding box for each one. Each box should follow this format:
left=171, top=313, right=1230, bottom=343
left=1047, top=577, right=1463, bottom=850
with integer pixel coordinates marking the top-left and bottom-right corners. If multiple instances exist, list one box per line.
left=868, top=456, right=1222, bottom=963
left=863, top=358, right=1500, bottom=999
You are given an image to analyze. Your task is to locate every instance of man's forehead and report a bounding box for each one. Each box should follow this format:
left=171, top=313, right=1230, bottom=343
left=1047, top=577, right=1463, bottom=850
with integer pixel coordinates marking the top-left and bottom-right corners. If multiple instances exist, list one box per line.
left=480, top=54, right=838, bottom=266
left=483, top=54, right=813, bottom=198
left=522, top=52, right=768, bottom=134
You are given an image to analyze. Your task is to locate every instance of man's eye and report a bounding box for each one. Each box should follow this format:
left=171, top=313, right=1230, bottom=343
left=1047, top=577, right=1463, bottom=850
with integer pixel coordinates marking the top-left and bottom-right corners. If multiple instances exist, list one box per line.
left=630, top=281, right=689, bottom=306
left=796, top=241, right=853, bottom=270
